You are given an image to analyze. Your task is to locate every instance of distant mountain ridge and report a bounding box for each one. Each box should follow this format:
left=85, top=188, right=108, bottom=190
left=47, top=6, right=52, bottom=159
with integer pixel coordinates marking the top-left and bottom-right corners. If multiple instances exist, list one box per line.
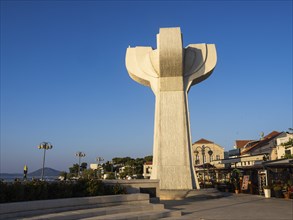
left=29, top=167, right=62, bottom=176
left=1, top=167, right=62, bottom=177
left=0, top=168, right=62, bottom=181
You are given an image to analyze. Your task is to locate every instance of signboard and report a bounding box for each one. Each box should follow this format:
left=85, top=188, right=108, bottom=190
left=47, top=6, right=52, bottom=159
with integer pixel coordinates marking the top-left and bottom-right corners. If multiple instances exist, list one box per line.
left=241, top=175, right=250, bottom=190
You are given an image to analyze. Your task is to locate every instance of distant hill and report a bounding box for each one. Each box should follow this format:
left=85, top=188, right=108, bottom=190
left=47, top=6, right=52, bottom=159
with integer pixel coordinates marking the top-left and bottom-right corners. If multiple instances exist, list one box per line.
left=0, top=173, right=22, bottom=177
left=29, top=167, right=62, bottom=177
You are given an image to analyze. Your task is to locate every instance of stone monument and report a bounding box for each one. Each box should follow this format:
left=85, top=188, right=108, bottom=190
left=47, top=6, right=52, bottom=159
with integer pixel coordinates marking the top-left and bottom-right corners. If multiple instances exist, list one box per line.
left=125, top=27, right=217, bottom=192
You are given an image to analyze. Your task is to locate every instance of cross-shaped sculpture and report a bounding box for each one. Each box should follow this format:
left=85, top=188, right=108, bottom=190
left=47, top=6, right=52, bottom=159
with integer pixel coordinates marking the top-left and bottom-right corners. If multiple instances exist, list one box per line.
left=125, top=27, right=217, bottom=191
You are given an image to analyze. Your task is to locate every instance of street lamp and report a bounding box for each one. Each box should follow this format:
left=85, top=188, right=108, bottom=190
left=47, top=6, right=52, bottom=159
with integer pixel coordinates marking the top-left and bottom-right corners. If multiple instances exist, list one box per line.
left=75, top=152, right=86, bottom=178
left=96, top=157, right=104, bottom=179
left=38, top=142, right=53, bottom=181
left=194, top=145, right=213, bottom=188
left=96, top=157, right=104, bottom=164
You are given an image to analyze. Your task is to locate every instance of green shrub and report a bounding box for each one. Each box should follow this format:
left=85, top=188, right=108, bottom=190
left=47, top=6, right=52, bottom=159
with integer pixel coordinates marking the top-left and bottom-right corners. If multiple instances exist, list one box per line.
left=72, top=179, right=88, bottom=197
left=0, top=179, right=126, bottom=203
left=8, top=181, right=25, bottom=202
left=0, top=181, right=8, bottom=202
left=273, top=185, right=282, bottom=191
left=104, top=172, right=115, bottom=179
left=47, top=182, right=73, bottom=199
left=86, top=179, right=105, bottom=196
left=105, top=182, right=127, bottom=195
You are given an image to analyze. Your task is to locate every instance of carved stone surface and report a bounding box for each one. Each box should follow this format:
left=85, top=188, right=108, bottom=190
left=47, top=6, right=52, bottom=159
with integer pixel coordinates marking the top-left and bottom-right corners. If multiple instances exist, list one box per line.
left=125, top=27, right=217, bottom=190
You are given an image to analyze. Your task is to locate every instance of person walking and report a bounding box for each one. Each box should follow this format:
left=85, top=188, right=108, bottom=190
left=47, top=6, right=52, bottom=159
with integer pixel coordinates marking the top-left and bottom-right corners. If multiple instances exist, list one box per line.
left=23, top=165, right=28, bottom=180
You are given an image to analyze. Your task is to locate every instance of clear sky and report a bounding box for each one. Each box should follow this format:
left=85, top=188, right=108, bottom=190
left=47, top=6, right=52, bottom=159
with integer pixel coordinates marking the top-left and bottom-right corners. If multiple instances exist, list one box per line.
left=1, top=0, right=292, bottom=173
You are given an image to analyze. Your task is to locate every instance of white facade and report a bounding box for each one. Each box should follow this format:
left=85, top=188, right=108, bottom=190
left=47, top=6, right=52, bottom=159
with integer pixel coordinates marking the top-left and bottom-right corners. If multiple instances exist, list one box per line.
left=143, top=163, right=153, bottom=179
left=276, top=133, right=293, bottom=159
left=90, top=164, right=99, bottom=170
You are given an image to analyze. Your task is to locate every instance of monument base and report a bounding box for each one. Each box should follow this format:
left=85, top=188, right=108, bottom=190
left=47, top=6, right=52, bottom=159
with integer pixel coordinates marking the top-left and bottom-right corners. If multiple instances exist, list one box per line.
left=102, top=179, right=160, bottom=198
left=160, top=188, right=225, bottom=200
left=159, top=189, right=192, bottom=200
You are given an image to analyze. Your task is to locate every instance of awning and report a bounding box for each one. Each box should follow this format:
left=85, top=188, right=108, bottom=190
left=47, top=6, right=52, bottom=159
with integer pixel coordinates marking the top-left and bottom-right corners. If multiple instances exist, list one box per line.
left=195, top=163, right=216, bottom=169
left=262, top=158, right=293, bottom=167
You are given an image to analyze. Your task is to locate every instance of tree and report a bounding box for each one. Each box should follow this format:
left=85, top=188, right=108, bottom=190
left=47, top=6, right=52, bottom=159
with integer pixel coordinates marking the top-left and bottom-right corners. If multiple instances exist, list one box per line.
left=112, top=157, right=133, bottom=166
left=144, top=155, right=153, bottom=162
left=102, top=161, right=113, bottom=172
left=104, top=172, right=115, bottom=179
left=231, top=169, right=241, bottom=190
left=125, top=159, right=135, bottom=167
left=119, top=171, right=127, bottom=179
left=59, top=171, right=67, bottom=180
left=112, top=157, right=124, bottom=165
left=134, top=158, right=145, bottom=175
left=81, top=169, right=96, bottom=179
left=69, top=164, right=79, bottom=175
left=111, top=156, right=152, bottom=178
left=80, top=162, right=87, bottom=171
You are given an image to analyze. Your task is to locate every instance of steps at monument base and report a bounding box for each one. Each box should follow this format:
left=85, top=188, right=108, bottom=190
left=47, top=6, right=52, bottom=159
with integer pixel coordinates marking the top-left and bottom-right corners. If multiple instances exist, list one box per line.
left=82, top=209, right=182, bottom=220
left=0, top=193, right=182, bottom=219
left=184, top=188, right=231, bottom=200
left=0, top=193, right=150, bottom=220
left=159, top=216, right=189, bottom=220
left=21, top=204, right=165, bottom=220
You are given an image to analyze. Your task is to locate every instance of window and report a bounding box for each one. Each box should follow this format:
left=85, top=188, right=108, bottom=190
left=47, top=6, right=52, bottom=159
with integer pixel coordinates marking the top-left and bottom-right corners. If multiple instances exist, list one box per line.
left=210, top=155, right=214, bottom=162
left=216, top=155, right=220, bottom=160
left=284, top=149, right=292, bottom=158
left=195, top=155, right=200, bottom=164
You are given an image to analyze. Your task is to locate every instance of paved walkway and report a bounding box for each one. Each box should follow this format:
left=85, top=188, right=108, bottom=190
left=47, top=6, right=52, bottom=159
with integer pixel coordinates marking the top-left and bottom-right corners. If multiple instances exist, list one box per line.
left=161, top=193, right=293, bottom=220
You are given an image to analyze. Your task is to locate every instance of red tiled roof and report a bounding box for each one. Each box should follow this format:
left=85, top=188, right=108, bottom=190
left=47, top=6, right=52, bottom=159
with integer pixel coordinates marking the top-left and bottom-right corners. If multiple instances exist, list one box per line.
left=264, top=131, right=280, bottom=139
left=241, top=131, right=281, bottom=155
left=193, top=138, right=214, bottom=145
left=235, top=140, right=253, bottom=149
left=144, top=162, right=152, bottom=165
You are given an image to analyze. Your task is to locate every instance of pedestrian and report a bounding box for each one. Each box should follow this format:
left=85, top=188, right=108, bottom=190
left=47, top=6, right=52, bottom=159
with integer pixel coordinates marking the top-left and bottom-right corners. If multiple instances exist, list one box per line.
left=23, top=165, right=28, bottom=180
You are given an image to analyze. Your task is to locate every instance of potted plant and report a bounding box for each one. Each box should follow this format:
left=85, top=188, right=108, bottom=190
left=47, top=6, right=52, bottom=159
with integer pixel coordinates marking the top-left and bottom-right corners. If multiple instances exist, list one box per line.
left=283, top=184, right=290, bottom=199
left=263, top=185, right=271, bottom=198
left=214, top=181, right=220, bottom=190
left=273, top=185, right=283, bottom=198
left=224, top=181, right=231, bottom=192
left=233, top=181, right=240, bottom=194
left=288, top=185, right=293, bottom=199
left=231, top=169, right=241, bottom=194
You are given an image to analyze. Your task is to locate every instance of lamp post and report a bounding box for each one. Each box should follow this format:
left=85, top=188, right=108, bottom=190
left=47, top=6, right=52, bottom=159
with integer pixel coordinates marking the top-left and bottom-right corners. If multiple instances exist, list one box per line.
left=96, top=157, right=104, bottom=179
left=75, top=152, right=86, bottom=178
left=194, top=145, right=213, bottom=188
left=38, top=142, right=53, bottom=181
left=96, top=157, right=104, bottom=165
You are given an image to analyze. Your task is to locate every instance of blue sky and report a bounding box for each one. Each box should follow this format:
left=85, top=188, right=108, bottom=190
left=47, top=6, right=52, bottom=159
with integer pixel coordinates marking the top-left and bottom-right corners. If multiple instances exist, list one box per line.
left=1, top=0, right=292, bottom=173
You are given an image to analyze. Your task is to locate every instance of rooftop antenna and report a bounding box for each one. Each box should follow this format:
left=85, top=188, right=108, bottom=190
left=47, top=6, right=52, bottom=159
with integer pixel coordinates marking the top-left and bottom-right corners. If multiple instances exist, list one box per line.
left=260, top=132, right=264, bottom=140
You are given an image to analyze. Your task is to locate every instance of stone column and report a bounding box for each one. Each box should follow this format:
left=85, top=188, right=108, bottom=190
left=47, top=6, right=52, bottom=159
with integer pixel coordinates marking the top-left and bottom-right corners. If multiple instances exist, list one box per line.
left=125, top=27, right=217, bottom=191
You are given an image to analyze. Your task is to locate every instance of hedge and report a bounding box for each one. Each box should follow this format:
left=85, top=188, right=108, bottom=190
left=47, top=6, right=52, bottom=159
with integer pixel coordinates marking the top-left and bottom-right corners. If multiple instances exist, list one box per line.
left=0, top=179, right=126, bottom=203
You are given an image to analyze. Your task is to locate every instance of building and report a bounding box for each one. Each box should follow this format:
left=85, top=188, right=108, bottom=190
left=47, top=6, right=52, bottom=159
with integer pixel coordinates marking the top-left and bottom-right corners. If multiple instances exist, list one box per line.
left=276, top=133, right=293, bottom=159
left=192, top=138, right=225, bottom=167
left=240, top=131, right=283, bottom=159
left=218, top=131, right=292, bottom=195
left=143, top=162, right=153, bottom=179
left=192, top=138, right=225, bottom=185
left=219, top=131, right=285, bottom=169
